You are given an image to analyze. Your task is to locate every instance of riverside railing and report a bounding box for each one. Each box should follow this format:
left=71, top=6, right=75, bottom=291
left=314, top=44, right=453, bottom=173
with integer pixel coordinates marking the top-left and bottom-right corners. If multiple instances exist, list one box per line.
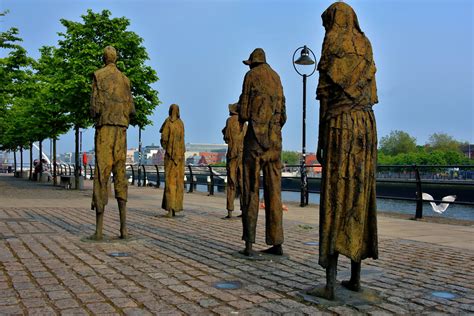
left=30, top=163, right=473, bottom=220
left=120, top=163, right=474, bottom=220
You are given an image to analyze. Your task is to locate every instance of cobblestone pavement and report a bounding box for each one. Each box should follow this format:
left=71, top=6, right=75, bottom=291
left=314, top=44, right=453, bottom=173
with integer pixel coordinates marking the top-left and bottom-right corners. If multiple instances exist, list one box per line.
left=0, top=175, right=473, bottom=315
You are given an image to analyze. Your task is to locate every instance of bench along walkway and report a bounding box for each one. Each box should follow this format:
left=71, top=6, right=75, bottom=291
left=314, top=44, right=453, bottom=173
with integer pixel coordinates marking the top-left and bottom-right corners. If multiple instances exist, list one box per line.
left=0, top=174, right=473, bottom=315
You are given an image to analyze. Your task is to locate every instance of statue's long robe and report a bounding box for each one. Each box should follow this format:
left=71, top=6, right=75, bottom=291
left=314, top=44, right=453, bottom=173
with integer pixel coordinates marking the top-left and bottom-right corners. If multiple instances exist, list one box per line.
left=160, top=104, right=185, bottom=213
left=316, top=2, right=378, bottom=268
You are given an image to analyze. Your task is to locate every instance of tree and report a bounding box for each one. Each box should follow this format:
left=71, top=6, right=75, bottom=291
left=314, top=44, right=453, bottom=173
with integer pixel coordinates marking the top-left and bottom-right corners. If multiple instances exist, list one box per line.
left=281, top=151, right=300, bottom=165
left=36, top=46, right=72, bottom=184
left=379, top=130, right=417, bottom=156
left=0, top=11, right=34, bottom=176
left=52, top=9, right=160, bottom=188
left=426, top=133, right=463, bottom=153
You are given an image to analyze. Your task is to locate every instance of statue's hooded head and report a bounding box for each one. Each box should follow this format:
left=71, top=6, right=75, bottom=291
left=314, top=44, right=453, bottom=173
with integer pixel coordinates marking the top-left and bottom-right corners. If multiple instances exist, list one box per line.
left=169, top=104, right=180, bottom=122
left=103, top=46, right=118, bottom=65
left=322, top=2, right=363, bottom=34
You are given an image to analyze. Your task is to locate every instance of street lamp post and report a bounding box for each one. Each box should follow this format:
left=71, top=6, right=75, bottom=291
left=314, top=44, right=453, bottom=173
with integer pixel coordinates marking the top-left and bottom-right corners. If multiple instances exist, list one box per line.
left=293, top=45, right=317, bottom=207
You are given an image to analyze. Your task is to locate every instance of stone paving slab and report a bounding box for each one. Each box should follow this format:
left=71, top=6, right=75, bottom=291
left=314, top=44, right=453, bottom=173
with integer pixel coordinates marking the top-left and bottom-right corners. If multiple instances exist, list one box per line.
left=0, top=175, right=473, bottom=315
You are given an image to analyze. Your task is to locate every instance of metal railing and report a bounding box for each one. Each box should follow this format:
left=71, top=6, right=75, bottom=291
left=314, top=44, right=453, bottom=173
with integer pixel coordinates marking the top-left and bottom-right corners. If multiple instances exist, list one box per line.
left=11, top=162, right=474, bottom=220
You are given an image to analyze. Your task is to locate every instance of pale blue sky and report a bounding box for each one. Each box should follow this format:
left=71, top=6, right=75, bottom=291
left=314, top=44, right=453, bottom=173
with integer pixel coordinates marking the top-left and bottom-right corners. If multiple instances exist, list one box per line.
left=1, top=0, right=473, bottom=154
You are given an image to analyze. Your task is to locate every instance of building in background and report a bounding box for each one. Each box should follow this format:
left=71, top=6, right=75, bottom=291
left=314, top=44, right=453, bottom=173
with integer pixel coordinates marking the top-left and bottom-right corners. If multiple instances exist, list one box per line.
left=126, top=148, right=136, bottom=164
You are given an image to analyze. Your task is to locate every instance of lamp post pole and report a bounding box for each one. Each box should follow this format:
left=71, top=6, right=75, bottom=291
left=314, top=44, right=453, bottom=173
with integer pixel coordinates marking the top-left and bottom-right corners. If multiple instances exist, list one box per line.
left=293, top=45, right=316, bottom=207
left=301, top=73, right=308, bottom=207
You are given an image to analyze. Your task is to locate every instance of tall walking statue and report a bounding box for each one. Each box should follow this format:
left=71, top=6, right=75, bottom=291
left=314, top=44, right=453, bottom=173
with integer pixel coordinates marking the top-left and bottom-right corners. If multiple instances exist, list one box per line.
left=222, top=103, right=247, bottom=219
left=311, top=2, right=379, bottom=300
left=160, top=104, right=185, bottom=218
left=238, top=48, right=286, bottom=256
left=91, top=46, right=135, bottom=240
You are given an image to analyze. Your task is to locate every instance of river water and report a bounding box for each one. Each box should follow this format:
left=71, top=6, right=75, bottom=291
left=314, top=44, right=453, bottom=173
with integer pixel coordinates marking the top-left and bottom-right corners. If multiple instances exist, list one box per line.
left=186, top=184, right=474, bottom=221
left=280, top=191, right=474, bottom=221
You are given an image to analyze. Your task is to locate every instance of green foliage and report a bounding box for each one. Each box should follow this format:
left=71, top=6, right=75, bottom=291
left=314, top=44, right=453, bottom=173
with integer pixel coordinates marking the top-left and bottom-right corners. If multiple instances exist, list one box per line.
left=378, top=148, right=470, bottom=166
left=378, top=130, right=470, bottom=166
left=0, top=11, right=34, bottom=151
left=426, top=132, right=463, bottom=153
left=53, top=9, right=160, bottom=129
left=379, top=130, right=417, bottom=155
left=281, top=151, right=300, bottom=165
left=35, top=46, right=71, bottom=140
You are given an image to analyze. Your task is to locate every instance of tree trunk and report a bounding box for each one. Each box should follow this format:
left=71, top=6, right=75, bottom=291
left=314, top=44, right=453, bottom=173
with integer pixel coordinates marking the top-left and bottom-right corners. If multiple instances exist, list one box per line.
left=13, top=149, right=17, bottom=173
left=39, top=140, right=43, bottom=178
left=75, top=125, right=80, bottom=189
left=29, top=142, right=33, bottom=180
left=20, top=147, right=23, bottom=175
left=53, top=138, right=57, bottom=186
left=39, top=140, right=43, bottom=161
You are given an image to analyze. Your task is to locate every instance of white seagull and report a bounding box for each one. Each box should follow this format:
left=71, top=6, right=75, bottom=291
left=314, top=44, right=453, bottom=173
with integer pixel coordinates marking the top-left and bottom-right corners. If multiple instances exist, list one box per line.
left=422, top=193, right=457, bottom=214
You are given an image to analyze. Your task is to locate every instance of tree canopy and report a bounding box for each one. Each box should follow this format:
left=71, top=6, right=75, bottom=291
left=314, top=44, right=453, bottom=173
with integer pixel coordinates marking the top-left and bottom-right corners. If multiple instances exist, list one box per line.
left=0, top=11, right=34, bottom=151
left=378, top=131, right=470, bottom=166
left=53, top=9, right=160, bottom=130
left=426, top=132, right=464, bottom=153
left=379, top=130, right=417, bottom=156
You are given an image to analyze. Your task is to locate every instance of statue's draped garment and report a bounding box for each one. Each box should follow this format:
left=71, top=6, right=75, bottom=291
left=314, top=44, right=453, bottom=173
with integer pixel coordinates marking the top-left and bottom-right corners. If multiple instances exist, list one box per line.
left=160, top=104, right=185, bottom=213
left=316, top=2, right=379, bottom=268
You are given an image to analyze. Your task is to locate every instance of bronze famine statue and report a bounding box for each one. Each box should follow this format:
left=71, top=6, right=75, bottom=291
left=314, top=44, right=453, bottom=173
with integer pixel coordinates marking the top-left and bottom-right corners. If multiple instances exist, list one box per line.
left=90, top=46, right=135, bottom=240
left=160, top=104, right=185, bottom=218
left=238, top=48, right=287, bottom=256
left=312, top=2, right=379, bottom=300
left=222, top=103, right=247, bottom=219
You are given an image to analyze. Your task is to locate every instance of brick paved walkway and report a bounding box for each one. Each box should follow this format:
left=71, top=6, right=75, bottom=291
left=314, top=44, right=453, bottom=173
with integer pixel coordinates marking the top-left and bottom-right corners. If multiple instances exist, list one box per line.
left=0, top=175, right=473, bottom=315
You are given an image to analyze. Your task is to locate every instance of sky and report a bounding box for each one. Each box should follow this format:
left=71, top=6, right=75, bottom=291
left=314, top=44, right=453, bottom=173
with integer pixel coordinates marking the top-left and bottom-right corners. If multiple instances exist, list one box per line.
left=1, top=0, right=473, bottom=156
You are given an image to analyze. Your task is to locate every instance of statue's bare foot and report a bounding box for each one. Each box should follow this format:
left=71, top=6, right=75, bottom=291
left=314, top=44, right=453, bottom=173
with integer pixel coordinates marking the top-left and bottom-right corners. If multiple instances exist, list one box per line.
left=306, top=286, right=335, bottom=300
left=261, top=245, right=283, bottom=255
left=341, top=280, right=360, bottom=292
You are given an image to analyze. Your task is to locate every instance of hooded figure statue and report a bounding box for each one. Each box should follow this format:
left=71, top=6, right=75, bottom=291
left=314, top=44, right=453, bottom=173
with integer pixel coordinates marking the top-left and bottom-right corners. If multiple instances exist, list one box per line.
left=90, top=45, right=135, bottom=241
left=160, top=104, right=185, bottom=217
left=310, top=2, right=379, bottom=300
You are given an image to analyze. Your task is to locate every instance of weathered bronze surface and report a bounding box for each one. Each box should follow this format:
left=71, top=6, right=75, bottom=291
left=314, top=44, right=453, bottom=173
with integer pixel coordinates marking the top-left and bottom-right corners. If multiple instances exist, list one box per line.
left=91, top=46, right=135, bottom=240
left=312, top=2, right=379, bottom=300
left=222, top=103, right=247, bottom=219
left=160, top=104, right=185, bottom=217
left=238, top=48, right=287, bottom=256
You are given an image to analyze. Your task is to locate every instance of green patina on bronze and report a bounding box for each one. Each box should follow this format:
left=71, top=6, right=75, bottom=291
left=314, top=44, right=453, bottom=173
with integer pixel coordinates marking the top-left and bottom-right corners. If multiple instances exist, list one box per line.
left=310, top=2, right=379, bottom=300
left=222, top=103, right=247, bottom=218
left=160, top=104, right=185, bottom=218
left=90, top=46, right=135, bottom=241
left=238, top=48, right=287, bottom=256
